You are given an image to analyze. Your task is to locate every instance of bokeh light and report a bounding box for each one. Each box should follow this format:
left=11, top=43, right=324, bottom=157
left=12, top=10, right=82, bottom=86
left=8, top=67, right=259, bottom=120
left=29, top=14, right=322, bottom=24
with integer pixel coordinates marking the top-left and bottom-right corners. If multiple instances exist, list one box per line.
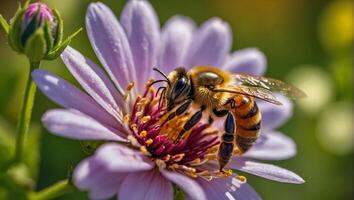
left=287, top=65, right=334, bottom=115
left=318, top=0, right=353, bottom=53
left=317, top=102, right=353, bottom=155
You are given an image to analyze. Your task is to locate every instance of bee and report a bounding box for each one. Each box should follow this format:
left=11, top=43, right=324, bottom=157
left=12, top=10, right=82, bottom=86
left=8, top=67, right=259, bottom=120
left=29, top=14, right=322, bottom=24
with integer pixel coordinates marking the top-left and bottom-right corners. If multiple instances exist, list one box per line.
left=152, top=66, right=305, bottom=171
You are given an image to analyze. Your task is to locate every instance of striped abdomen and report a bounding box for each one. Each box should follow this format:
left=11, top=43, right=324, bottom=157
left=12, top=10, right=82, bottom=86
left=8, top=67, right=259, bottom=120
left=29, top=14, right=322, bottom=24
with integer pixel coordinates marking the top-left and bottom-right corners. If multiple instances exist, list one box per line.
left=234, top=95, right=262, bottom=153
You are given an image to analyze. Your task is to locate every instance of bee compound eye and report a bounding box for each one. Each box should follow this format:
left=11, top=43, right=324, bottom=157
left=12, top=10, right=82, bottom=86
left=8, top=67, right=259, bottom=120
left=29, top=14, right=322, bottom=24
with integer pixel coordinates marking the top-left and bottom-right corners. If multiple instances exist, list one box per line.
left=173, top=77, right=187, bottom=96
left=176, top=77, right=186, bottom=88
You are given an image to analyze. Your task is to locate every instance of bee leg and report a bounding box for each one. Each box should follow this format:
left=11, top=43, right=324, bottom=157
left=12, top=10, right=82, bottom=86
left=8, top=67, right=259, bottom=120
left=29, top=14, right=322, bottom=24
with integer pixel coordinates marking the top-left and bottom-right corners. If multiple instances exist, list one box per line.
left=161, top=99, right=192, bottom=126
left=218, top=111, right=236, bottom=171
left=176, top=105, right=206, bottom=142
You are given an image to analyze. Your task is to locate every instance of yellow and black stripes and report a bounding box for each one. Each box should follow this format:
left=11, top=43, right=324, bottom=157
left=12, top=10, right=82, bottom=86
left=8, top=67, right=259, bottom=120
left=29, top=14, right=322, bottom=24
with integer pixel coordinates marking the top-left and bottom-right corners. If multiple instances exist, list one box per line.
left=234, top=95, right=261, bottom=153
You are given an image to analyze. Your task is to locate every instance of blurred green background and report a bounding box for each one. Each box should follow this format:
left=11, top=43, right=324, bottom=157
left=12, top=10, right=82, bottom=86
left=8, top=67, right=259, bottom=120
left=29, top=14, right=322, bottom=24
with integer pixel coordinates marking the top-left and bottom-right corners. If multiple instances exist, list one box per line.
left=0, top=0, right=352, bottom=199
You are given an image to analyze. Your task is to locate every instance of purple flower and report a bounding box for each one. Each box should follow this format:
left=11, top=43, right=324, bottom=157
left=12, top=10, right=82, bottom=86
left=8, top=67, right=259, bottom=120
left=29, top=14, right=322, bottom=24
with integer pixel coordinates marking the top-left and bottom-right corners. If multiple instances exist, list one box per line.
left=32, top=1, right=304, bottom=199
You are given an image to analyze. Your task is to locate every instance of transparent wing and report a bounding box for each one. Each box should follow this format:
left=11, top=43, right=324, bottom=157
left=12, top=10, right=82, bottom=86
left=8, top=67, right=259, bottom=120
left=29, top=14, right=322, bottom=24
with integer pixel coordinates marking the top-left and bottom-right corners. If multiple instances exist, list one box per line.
left=231, top=74, right=306, bottom=99
left=212, top=85, right=283, bottom=105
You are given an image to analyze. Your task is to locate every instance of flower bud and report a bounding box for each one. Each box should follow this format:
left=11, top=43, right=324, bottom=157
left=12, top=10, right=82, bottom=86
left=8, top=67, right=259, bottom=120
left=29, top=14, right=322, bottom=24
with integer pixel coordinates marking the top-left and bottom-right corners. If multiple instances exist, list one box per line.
left=20, top=3, right=57, bottom=46
left=2, top=2, right=81, bottom=62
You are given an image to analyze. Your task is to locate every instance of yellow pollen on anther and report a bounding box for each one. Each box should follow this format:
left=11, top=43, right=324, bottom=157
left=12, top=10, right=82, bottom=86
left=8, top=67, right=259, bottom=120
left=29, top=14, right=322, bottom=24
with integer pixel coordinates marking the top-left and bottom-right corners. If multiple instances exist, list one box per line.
left=170, top=163, right=180, bottom=170
left=221, top=169, right=233, bottom=176
left=148, top=87, right=155, bottom=94
left=180, top=165, right=196, bottom=174
left=141, top=116, right=151, bottom=123
left=137, top=98, right=148, bottom=106
left=139, top=130, right=147, bottom=137
left=188, top=172, right=198, bottom=178
left=127, top=135, right=139, bottom=147
left=188, top=158, right=209, bottom=166
left=145, top=139, right=153, bottom=146
left=123, top=114, right=131, bottom=124
left=123, top=82, right=135, bottom=100
left=126, top=82, right=135, bottom=91
left=172, top=153, right=185, bottom=162
left=181, top=166, right=197, bottom=178
left=140, top=146, right=150, bottom=156
left=236, top=175, right=247, bottom=183
left=156, top=159, right=167, bottom=169
left=136, top=111, right=143, bottom=117
left=130, top=123, right=137, bottom=130
left=162, top=154, right=171, bottom=161
left=146, top=79, right=155, bottom=88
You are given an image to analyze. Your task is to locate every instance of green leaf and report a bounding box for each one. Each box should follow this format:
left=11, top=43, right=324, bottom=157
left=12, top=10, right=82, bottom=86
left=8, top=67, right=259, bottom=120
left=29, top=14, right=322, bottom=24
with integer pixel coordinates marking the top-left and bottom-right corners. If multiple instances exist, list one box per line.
left=45, top=28, right=82, bottom=60
left=24, top=29, right=47, bottom=62
left=8, top=6, right=26, bottom=53
left=52, top=9, right=63, bottom=47
left=0, top=14, right=9, bottom=34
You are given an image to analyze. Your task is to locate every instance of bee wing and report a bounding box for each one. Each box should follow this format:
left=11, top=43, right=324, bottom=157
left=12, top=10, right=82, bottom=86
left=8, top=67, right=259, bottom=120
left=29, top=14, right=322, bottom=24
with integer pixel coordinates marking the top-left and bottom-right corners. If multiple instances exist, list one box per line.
left=212, top=85, right=283, bottom=105
left=231, top=74, right=306, bottom=99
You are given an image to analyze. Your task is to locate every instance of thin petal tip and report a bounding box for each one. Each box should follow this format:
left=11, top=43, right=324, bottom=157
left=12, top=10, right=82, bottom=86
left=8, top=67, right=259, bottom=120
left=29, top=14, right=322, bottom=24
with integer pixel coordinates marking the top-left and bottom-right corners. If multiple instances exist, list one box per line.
left=207, top=17, right=231, bottom=31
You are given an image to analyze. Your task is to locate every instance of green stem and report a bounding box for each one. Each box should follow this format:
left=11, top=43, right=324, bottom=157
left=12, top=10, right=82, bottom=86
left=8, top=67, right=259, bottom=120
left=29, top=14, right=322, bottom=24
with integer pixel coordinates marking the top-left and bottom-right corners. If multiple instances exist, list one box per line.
left=14, top=61, right=39, bottom=162
left=28, top=180, right=75, bottom=200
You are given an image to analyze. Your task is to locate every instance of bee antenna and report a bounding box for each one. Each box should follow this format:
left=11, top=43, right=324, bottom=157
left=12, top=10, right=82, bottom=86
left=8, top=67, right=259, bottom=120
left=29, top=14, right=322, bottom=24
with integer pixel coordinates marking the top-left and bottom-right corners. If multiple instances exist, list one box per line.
left=153, top=67, right=171, bottom=86
left=147, top=80, right=169, bottom=88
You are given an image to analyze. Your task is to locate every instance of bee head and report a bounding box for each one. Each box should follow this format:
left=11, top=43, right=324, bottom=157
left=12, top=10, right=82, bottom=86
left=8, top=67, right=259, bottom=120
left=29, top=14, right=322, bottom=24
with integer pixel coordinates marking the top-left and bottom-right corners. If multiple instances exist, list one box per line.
left=166, top=68, right=192, bottom=110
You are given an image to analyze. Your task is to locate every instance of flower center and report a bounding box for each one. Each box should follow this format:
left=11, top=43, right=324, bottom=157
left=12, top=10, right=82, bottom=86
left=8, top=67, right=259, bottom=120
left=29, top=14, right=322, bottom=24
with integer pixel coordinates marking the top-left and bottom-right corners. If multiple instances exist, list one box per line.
left=124, top=81, right=234, bottom=180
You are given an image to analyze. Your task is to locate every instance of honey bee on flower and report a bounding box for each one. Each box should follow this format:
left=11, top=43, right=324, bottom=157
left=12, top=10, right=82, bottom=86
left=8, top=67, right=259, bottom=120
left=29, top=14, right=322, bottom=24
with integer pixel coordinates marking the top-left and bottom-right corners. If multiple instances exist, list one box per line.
left=150, top=66, right=305, bottom=171
left=32, top=0, right=305, bottom=199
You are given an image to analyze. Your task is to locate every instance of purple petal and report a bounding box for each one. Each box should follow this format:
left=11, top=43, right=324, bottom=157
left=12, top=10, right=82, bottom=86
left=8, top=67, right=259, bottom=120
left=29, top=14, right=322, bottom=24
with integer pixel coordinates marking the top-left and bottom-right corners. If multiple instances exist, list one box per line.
left=121, top=0, right=160, bottom=92
left=244, top=131, right=296, bottom=160
left=74, top=156, right=126, bottom=199
left=197, top=176, right=261, bottom=200
left=161, top=170, right=206, bottom=200
left=86, top=2, right=136, bottom=95
left=258, top=95, right=293, bottom=131
left=232, top=182, right=261, bottom=200
left=32, top=69, right=118, bottom=128
left=159, top=16, right=195, bottom=73
left=223, top=48, right=267, bottom=75
left=230, top=158, right=305, bottom=184
left=184, top=18, right=232, bottom=68
left=119, top=170, right=173, bottom=200
left=94, top=143, right=154, bottom=172
left=42, top=109, right=126, bottom=141
left=61, top=47, right=125, bottom=119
